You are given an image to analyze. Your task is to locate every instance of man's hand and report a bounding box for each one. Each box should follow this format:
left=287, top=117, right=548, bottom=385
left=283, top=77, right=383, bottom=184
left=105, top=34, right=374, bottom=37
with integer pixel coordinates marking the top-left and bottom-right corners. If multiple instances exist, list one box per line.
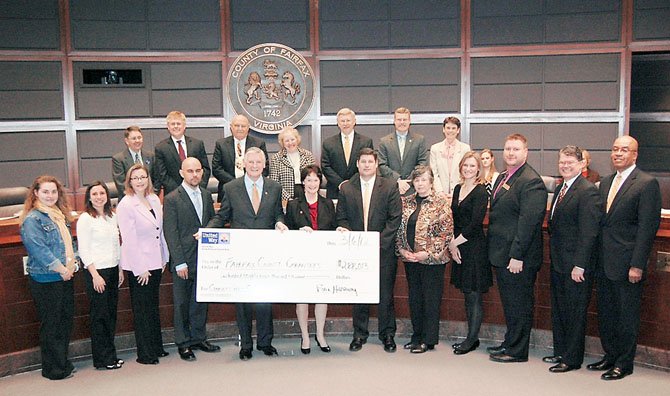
left=571, top=267, right=585, bottom=283
left=275, top=222, right=288, bottom=231
left=397, top=179, right=410, bottom=195
left=177, top=267, right=188, bottom=280
left=507, top=258, right=523, bottom=274
left=628, top=267, right=643, bottom=284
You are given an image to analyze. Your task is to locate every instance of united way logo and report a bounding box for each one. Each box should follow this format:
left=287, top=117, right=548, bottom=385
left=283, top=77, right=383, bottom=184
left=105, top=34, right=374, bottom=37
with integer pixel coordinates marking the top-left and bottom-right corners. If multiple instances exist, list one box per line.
left=227, top=43, right=315, bottom=134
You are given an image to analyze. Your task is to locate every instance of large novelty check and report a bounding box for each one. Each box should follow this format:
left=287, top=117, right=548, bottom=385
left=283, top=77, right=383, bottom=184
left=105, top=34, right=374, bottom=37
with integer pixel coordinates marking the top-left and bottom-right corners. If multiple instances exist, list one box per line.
left=196, top=229, right=380, bottom=303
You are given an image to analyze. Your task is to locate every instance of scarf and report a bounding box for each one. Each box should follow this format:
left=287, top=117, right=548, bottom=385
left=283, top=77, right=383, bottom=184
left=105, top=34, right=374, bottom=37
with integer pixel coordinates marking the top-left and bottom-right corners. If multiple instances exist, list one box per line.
left=36, top=202, right=77, bottom=272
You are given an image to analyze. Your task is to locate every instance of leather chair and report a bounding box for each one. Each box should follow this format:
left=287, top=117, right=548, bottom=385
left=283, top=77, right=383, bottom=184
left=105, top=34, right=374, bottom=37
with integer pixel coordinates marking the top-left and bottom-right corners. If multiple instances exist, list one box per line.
left=0, top=186, right=29, bottom=218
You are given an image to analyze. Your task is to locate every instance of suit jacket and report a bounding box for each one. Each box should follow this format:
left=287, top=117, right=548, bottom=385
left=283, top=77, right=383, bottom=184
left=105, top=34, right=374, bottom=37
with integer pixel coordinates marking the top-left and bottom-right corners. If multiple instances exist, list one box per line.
left=154, top=135, right=211, bottom=195
left=269, top=147, right=316, bottom=201
left=163, top=185, right=215, bottom=276
left=211, top=135, right=268, bottom=201
left=598, top=166, right=661, bottom=281
left=111, top=149, right=156, bottom=200
left=285, top=194, right=337, bottom=231
left=548, top=175, right=601, bottom=274
left=116, top=193, right=169, bottom=276
left=321, top=132, right=374, bottom=199
left=207, top=176, right=284, bottom=230
left=378, top=131, right=428, bottom=181
left=336, top=174, right=402, bottom=255
left=488, top=162, right=548, bottom=269
left=430, top=139, right=471, bottom=195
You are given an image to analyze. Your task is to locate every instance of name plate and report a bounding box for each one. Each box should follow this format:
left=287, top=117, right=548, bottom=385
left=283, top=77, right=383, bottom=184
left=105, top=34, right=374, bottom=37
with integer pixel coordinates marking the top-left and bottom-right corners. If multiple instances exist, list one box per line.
left=197, top=229, right=380, bottom=303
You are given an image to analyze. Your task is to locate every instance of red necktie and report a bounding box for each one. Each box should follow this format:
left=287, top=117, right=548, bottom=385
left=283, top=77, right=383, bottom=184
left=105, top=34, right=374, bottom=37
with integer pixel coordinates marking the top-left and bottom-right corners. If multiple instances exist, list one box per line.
left=177, top=140, right=186, bottom=162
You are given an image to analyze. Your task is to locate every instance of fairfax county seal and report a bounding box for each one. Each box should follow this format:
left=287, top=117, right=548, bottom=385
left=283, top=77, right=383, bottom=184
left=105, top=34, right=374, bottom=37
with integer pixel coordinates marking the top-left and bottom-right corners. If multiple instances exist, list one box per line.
left=227, top=43, right=315, bottom=134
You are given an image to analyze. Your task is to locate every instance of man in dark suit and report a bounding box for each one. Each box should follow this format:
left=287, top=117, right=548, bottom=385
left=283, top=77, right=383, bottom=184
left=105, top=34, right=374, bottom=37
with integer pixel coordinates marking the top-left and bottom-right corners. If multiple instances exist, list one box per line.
left=111, top=126, right=156, bottom=200
left=211, top=114, right=269, bottom=202
left=544, top=146, right=601, bottom=373
left=321, top=108, right=374, bottom=199
left=587, top=136, right=661, bottom=380
left=336, top=147, right=402, bottom=353
left=487, top=133, right=548, bottom=363
left=377, top=107, right=428, bottom=195
left=207, top=147, right=288, bottom=361
left=154, top=110, right=211, bottom=195
left=163, top=157, right=220, bottom=361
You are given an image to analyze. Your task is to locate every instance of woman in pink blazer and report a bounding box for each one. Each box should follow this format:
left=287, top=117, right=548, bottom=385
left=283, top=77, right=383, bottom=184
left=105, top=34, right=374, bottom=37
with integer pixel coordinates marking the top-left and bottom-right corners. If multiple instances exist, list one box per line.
left=117, top=164, right=170, bottom=365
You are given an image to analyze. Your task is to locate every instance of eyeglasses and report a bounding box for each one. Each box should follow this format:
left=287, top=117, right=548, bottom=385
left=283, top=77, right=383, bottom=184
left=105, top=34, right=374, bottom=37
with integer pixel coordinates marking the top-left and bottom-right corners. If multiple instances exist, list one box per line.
left=130, top=176, right=148, bottom=181
left=558, top=160, right=580, bottom=166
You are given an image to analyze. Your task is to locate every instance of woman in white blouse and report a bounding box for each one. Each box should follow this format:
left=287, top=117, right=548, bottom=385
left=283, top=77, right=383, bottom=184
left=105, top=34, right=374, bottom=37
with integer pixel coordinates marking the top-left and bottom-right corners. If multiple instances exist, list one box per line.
left=269, top=126, right=316, bottom=203
left=430, top=117, right=471, bottom=201
left=77, top=181, right=124, bottom=370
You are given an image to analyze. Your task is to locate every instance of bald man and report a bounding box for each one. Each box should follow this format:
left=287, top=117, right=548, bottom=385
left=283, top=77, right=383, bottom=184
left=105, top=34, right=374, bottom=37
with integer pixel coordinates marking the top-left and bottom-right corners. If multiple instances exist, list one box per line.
left=211, top=114, right=269, bottom=202
left=587, top=136, right=661, bottom=380
left=163, top=157, right=220, bottom=361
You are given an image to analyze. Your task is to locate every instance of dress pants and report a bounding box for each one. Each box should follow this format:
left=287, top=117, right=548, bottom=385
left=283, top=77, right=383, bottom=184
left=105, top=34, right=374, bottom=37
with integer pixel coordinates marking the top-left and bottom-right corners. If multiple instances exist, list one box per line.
left=85, top=267, right=120, bottom=367
left=353, top=253, right=397, bottom=341
left=550, top=269, right=592, bottom=366
left=494, top=265, right=539, bottom=358
left=404, top=262, right=445, bottom=346
left=173, top=274, right=208, bottom=347
left=596, top=273, right=643, bottom=373
left=236, top=303, right=273, bottom=349
left=29, top=278, right=75, bottom=380
left=128, top=268, right=164, bottom=360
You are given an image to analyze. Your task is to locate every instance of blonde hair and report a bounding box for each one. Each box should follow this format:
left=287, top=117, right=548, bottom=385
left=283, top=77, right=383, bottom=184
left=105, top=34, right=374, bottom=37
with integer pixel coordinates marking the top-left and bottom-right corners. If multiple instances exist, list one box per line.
left=166, top=110, right=186, bottom=123
left=337, top=108, right=356, bottom=118
left=277, top=127, right=302, bottom=149
left=458, top=151, right=484, bottom=185
left=480, top=148, right=498, bottom=184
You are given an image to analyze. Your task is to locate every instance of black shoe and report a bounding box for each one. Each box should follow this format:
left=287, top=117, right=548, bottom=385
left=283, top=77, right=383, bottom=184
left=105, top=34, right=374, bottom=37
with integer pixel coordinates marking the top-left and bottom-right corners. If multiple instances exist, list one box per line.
left=549, top=362, right=580, bottom=373
left=178, top=347, right=196, bottom=361
left=426, top=344, right=435, bottom=351
left=452, top=342, right=462, bottom=350
left=300, top=337, right=310, bottom=354
left=315, top=335, right=331, bottom=353
left=383, top=336, right=397, bottom=353
left=158, top=350, right=169, bottom=358
left=410, top=343, right=428, bottom=354
left=489, top=354, right=528, bottom=363
left=136, top=358, right=159, bottom=365
left=587, top=359, right=614, bottom=371
left=404, top=341, right=414, bottom=350
left=96, top=362, right=122, bottom=370
left=116, top=359, right=125, bottom=366
left=454, top=340, right=480, bottom=355
left=239, top=348, right=252, bottom=361
left=542, top=355, right=562, bottom=364
left=349, top=337, right=366, bottom=352
left=191, top=341, right=221, bottom=353
left=486, top=345, right=505, bottom=355
left=601, top=367, right=632, bottom=380
left=257, top=345, right=278, bottom=356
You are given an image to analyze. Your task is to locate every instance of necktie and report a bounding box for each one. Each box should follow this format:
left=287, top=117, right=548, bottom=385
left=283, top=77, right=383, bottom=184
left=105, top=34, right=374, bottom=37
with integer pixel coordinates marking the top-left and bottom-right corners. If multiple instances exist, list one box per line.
left=134, top=153, right=141, bottom=164
left=492, top=172, right=508, bottom=200
left=556, top=182, right=568, bottom=205
left=177, top=140, right=186, bottom=162
left=398, top=136, right=405, bottom=162
left=606, top=174, right=622, bottom=213
left=236, top=142, right=243, bottom=170
left=344, top=135, right=351, bottom=165
left=363, top=182, right=371, bottom=231
left=252, top=183, right=260, bottom=214
left=192, top=190, right=203, bottom=224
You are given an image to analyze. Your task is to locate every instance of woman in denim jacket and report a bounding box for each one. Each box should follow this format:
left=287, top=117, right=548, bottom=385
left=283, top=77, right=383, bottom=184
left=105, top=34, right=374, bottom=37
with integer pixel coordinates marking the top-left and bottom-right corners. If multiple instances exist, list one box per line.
left=19, top=175, right=78, bottom=380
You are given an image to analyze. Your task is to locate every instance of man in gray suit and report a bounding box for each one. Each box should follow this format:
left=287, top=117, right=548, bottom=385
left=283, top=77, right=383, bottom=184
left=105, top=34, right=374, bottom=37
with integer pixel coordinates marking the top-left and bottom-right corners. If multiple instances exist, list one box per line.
left=378, top=107, right=428, bottom=195
left=111, top=126, right=156, bottom=200
left=207, top=147, right=288, bottom=361
left=163, top=157, right=220, bottom=361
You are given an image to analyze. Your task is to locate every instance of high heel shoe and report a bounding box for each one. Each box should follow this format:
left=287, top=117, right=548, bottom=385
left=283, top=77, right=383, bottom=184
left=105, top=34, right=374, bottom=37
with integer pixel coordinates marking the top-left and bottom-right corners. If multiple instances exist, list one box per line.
left=453, top=339, right=480, bottom=355
left=315, top=335, right=331, bottom=353
left=300, top=337, right=310, bottom=354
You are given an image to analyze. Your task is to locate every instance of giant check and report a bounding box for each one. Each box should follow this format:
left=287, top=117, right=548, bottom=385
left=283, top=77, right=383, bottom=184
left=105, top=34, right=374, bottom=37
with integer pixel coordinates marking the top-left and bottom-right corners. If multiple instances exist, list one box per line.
left=196, top=228, right=380, bottom=303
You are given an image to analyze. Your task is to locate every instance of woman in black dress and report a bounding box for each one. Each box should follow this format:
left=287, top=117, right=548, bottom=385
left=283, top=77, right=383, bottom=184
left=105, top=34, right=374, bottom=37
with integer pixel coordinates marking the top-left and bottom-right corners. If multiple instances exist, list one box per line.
left=449, top=151, right=493, bottom=355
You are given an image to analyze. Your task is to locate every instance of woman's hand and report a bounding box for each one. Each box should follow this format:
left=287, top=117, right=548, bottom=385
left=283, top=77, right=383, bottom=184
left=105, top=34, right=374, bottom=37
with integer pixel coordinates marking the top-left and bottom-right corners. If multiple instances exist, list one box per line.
left=92, top=274, right=106, bottom=293
left=450, top=246, right=462, bottom=264
left=413, top=251, right=430, bottom=262
left=299, top=226, right=314, bottom=233
left=118, top=269, right=125, bottom=288
left=60, top=266, right=73, bottom=281
left=137, top=271, right=151, bottom=286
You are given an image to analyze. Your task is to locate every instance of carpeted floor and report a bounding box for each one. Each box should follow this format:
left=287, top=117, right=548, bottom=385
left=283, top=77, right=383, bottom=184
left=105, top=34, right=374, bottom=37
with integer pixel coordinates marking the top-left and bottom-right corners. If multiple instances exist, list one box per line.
left=1, top=337, right=668, bottom=396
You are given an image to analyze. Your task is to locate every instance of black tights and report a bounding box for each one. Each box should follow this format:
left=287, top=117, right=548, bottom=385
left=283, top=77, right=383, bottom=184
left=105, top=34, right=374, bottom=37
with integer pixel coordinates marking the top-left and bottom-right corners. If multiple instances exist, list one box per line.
left=462, top=291, right=483, bottom=348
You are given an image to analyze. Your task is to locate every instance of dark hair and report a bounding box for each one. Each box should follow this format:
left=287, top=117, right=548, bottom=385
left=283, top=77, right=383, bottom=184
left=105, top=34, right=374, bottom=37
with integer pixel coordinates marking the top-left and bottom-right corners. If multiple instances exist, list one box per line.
left=300, top=164, right=323, bottom=183
left=124, top=125, right=142, bottom=138
left=84, top=181, right=114, bottom=218
left=443, top=116, right=461, bottom=129
left=559, top=145, right=583, bottom=161
left=357, top=147, right=378, bottom=161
